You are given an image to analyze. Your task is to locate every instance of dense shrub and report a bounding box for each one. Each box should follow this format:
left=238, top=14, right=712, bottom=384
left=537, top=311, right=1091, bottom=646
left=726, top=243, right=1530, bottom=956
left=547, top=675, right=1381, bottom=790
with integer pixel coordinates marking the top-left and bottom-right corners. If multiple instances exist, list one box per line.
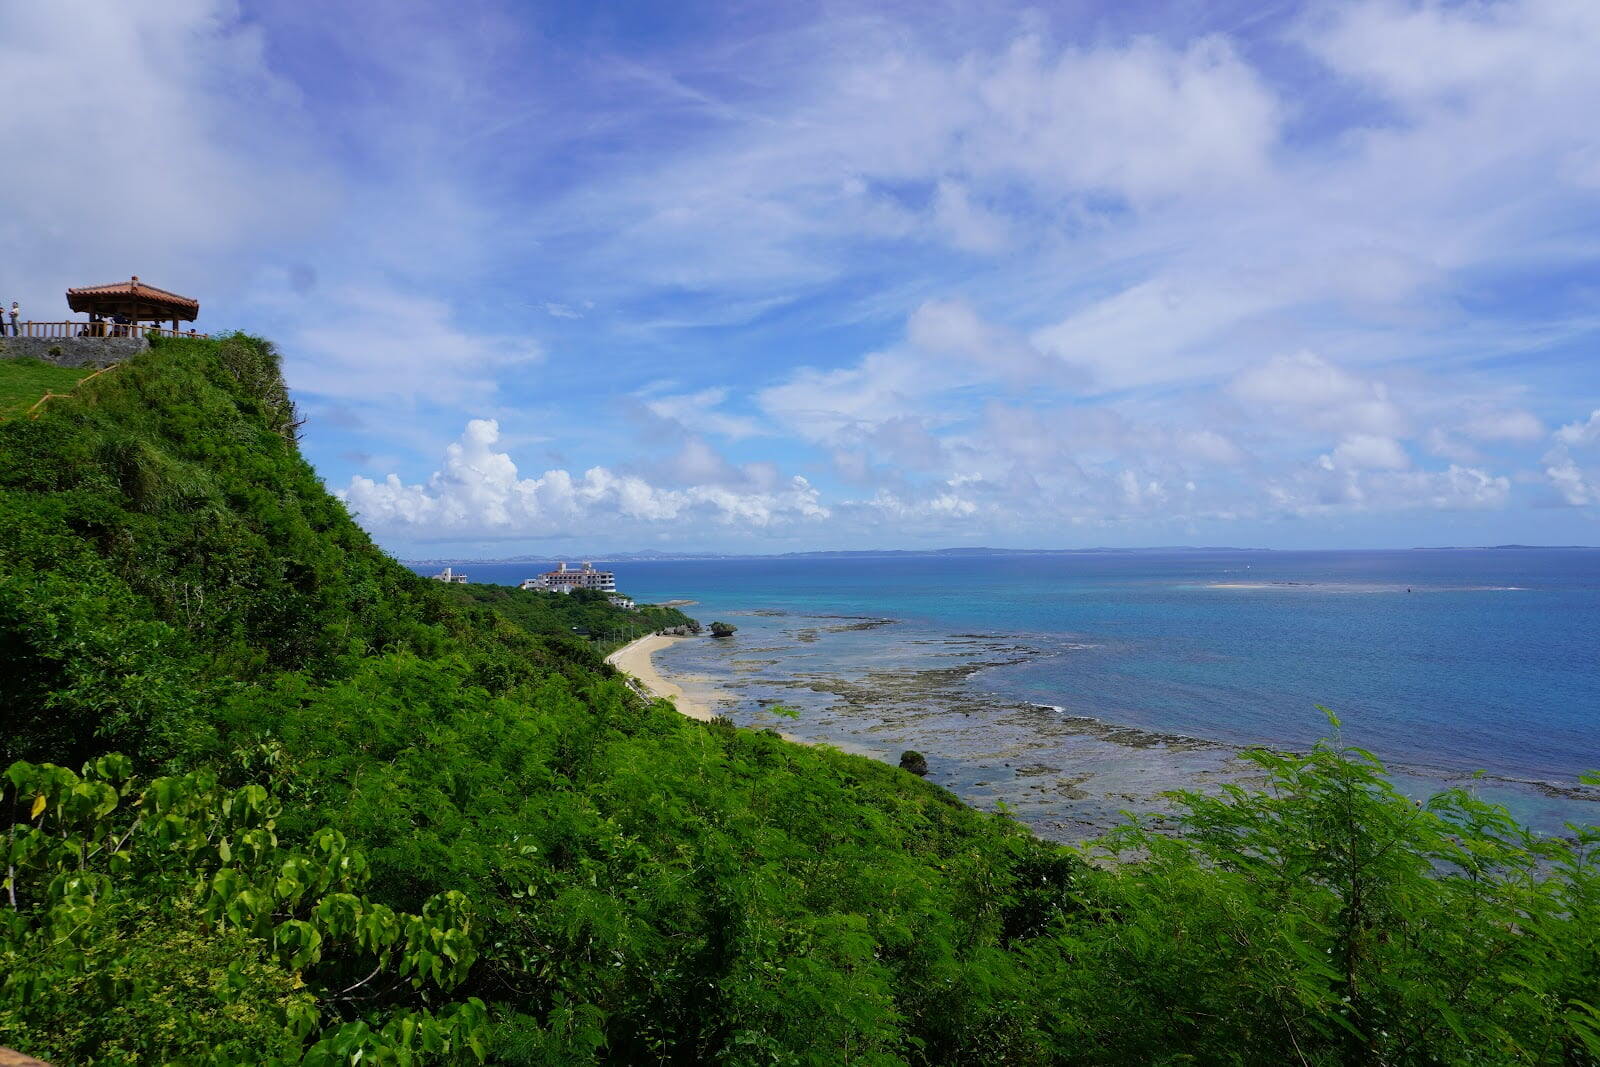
left=442, top=583, right=693, bottom=654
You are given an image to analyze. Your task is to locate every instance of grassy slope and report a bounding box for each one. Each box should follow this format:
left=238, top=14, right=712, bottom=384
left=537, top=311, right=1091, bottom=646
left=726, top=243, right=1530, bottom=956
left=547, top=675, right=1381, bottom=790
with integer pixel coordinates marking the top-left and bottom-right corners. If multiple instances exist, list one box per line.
left=0, top=357, right=98, bottom=420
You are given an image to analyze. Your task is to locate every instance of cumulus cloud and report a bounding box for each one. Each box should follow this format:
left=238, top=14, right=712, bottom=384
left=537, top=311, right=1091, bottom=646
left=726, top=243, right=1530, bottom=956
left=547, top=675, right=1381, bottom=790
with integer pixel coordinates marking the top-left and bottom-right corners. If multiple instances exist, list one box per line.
left=340, top=419, right=829, bottom=537
left=1542, top=410, right=1600, bottom=506
left=1555, top=410, right=1600, bottom=448
left=1269, top=461, right=1510, bottom=515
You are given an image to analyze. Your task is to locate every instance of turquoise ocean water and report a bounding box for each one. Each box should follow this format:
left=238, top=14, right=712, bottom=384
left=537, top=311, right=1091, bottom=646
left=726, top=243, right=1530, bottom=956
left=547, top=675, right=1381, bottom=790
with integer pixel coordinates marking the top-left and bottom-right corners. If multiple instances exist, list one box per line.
left=414, top=549, right=1600, bottom=839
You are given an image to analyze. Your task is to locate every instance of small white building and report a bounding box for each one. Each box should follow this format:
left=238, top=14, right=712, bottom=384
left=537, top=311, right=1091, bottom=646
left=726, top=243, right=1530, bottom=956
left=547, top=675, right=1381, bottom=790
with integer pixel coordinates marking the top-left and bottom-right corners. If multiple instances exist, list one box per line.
left=608, top=594, right=635, bottom=609
left=518, top=561, right=616, bottom=594
left=430, top=566, right=468, bottom=584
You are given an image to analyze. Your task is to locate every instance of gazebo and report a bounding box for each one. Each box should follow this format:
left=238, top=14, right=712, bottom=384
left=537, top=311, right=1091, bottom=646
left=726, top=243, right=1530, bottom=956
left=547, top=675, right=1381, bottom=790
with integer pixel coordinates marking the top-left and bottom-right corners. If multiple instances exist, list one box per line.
left=65, top=276, right=200, bottom=336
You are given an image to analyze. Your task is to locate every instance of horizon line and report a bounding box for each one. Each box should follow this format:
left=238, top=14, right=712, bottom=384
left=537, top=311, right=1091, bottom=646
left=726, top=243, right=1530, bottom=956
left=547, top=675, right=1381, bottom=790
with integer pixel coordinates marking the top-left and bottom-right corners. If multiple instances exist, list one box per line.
left=398, top=543, right=1600, bottom=565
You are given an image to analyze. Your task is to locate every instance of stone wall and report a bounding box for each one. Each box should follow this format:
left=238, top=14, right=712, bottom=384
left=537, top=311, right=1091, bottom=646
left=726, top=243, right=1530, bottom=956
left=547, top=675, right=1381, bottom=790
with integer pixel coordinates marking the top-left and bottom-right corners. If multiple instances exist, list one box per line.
left=0, top=335, right=149, bottom=368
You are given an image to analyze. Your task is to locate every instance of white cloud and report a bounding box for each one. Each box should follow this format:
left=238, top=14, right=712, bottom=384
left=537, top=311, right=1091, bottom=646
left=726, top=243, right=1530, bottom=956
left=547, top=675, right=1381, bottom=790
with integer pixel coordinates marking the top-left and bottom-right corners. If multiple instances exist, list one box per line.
left=1270, top=461, right=1510, bottom=515
left=1542, top=410, right=1600, bottom=505
left=906, top=298, right=1065, bottom=386
left=1306, top=0, right=1600, bottom=116
left=1459, top=409, right=1544, bottom=443
left=1032, top=278, right=1285, bottom=391
left=1326, top=435, right=1410, bottom=472
left=1556, top=410, right=1600, bottom=447
left=283, top=286, right=543, bottom=406
left=340, top=419, right=829, bottom=537
left=1231, top=352, right=1408, bottom=437
left=1119, top=470, right=1169, bottom=509
left=0, top=0, right=332, bottom=310
left=1178, top=430, right=1248, bottom=467
left=545, top=26, right=1285, bottom=296
left=1424, top=428, right=1481, bottom=464
left=930, top=180, right=1011, bottom=254
left=758, top=350, right=946, bottom=444
left=1544, top=452, right=1594, bottom=507
left=643, top=387, right=765, bottom=440
left=962, top=33, right=1281, bottom=202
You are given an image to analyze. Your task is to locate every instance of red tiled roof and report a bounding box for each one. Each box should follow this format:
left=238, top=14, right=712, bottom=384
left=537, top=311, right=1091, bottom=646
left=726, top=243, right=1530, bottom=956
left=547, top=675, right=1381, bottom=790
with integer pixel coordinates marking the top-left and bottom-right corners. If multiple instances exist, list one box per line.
left=65, top=276, right=200, bottom=320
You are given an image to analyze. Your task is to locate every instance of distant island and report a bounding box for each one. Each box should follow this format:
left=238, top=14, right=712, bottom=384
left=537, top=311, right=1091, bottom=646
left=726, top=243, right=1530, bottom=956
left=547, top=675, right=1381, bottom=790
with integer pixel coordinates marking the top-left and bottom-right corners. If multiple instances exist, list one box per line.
left=404, top=543, right=1595, bottom=565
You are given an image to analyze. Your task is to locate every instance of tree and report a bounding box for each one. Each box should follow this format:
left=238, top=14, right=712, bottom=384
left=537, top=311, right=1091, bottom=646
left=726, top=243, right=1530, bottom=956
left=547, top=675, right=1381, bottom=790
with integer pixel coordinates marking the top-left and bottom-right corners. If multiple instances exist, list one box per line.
left=1028, top=714, right=1600, bottom=1064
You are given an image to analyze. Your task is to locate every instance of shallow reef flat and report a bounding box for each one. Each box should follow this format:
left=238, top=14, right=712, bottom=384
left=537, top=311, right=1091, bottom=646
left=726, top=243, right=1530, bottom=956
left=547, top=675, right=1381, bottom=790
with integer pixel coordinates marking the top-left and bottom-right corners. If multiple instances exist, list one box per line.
left=654, top=608, right=1599, bottom=843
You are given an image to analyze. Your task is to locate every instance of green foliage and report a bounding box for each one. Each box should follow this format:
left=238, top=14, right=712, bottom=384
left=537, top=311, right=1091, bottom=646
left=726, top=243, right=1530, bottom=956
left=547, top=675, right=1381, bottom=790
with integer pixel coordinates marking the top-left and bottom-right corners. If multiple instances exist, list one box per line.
left=709, top=621, right=737, bottom=638
left=899, top=751, right=929, bottom=777
left=2, top=338, right=1596, bottom=1064
left=1027, top=734, right=1600, bottom=1063
left=442, top=583, right=695, bottom=654
left=1, top=757, right=487, bottom=1064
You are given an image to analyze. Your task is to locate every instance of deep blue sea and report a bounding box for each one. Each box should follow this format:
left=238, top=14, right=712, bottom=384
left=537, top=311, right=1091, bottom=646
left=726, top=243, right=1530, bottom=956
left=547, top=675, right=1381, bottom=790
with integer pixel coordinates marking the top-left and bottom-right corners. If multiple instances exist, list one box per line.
left=411, top=550, right=1600, bottom=839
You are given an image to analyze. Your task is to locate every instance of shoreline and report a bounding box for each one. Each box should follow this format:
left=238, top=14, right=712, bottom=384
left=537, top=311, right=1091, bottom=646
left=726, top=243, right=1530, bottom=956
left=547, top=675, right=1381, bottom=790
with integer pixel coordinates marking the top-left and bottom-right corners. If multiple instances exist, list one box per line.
left=605, top=632, right=882, bottom=757
left=606, top=633, right=721, bottom=722
left=608, top=615, right=1598, bottom=841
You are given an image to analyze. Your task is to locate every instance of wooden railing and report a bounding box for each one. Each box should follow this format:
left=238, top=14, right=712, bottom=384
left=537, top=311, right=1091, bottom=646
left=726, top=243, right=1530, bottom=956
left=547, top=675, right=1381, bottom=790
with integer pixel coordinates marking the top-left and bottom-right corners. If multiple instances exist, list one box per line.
left=3, top=321, right=207, bottom=340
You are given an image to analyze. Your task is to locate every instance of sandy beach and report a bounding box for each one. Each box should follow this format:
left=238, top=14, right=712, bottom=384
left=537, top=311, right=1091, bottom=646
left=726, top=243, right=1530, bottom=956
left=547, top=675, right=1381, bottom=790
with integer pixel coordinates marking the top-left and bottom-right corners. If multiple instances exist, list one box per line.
left=606, top=633, right=720, bottom=721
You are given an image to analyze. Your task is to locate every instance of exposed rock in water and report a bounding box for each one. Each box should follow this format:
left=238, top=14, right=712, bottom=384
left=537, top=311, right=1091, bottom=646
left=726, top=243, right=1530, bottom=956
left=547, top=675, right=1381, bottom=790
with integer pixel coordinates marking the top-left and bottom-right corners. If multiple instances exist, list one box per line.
left=899, top=750, right=929, bottom=776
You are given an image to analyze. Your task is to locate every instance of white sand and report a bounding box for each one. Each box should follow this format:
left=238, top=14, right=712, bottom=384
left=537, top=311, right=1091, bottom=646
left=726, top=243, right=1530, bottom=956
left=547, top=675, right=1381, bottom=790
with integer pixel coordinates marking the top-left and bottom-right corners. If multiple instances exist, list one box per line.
left=605, top=633, right=719, bottom=721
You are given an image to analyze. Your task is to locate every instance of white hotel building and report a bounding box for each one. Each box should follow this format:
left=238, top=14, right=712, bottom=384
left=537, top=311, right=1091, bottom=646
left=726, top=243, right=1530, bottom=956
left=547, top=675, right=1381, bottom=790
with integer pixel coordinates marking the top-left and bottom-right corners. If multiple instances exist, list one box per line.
left=518, top=561, right=616, bottom=594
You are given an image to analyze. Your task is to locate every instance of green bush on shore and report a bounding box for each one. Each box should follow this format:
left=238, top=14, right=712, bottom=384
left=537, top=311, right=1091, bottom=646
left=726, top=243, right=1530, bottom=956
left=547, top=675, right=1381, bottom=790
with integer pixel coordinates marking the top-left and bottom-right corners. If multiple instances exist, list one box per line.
left=440, top=582, right=694, bottom=655
left=1, top=336, right=1596, bottom=1064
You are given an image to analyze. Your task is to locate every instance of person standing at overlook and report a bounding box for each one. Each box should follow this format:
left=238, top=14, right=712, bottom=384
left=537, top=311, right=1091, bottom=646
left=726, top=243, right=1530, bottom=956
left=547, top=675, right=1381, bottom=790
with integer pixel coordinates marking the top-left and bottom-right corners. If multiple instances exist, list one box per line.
left=7, top=302, right=19, bottom=337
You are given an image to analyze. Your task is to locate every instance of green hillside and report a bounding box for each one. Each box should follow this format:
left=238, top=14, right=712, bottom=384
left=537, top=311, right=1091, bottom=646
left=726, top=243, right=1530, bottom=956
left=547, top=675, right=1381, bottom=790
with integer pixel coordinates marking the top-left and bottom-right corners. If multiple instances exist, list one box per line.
left=2, top=337, right=1597, bottom=1064
left=0, top=357, right=98, bottom=421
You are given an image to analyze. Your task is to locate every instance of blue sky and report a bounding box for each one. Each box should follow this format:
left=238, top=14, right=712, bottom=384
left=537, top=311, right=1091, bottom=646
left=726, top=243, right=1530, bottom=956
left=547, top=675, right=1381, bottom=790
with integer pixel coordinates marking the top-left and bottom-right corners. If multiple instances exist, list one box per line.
left=4, top=0, right=1600, bottom=555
